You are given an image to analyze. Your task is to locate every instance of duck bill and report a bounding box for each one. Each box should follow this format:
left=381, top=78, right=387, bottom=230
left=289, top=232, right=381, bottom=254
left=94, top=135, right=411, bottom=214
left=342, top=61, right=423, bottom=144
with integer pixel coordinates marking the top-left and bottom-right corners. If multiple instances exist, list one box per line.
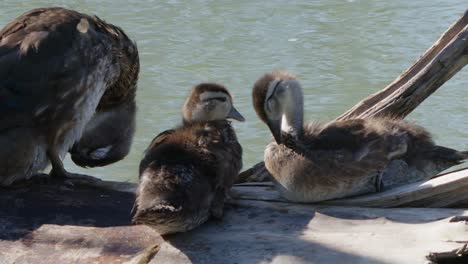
left=227, top=106, right=245, bottom=122
left=267, top=119, right=282, bottom=144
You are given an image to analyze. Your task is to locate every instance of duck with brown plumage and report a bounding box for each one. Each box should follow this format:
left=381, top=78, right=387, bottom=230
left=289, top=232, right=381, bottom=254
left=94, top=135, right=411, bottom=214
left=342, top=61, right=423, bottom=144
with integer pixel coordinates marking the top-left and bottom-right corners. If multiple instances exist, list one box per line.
left=133, top=83, right=244, bottom=235
left=252, top=71, right=468, bottom=203
left=0, top=7, right=139, bottom=186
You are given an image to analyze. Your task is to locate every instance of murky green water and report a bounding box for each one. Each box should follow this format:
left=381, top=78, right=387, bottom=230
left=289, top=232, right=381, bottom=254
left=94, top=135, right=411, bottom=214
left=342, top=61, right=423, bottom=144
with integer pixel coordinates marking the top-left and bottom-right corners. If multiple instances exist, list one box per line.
left=1, top=1, right=466, bottom=182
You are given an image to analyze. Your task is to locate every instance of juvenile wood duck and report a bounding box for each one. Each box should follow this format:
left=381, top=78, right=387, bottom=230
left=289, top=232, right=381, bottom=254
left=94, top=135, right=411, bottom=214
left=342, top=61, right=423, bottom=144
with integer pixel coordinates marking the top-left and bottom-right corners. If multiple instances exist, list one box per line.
left=252, top=71, right=467, bottom=202
left=133, top=83, right=244, bottom=234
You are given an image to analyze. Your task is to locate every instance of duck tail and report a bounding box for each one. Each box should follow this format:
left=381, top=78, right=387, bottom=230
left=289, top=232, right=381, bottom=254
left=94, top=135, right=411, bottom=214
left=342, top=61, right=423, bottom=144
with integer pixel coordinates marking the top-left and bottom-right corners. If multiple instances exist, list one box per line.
left=461, top=150, right=468, bottom=160
left=423, top=146, right=468, bottom=166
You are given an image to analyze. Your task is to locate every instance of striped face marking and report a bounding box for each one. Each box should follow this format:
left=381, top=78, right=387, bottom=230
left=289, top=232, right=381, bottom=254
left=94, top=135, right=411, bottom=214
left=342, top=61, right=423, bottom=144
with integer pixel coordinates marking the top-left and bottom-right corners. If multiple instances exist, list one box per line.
left=189, top=91, right=231, bottom=122
left=199, top=91, right=229, bottom=103
left=264, top=80, right=285, bottom=121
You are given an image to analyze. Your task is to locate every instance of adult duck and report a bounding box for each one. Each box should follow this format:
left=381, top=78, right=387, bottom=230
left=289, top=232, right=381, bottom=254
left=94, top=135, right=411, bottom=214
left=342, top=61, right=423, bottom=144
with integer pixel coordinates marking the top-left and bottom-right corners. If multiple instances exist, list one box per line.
left=0, top=7, right=139, bottom=186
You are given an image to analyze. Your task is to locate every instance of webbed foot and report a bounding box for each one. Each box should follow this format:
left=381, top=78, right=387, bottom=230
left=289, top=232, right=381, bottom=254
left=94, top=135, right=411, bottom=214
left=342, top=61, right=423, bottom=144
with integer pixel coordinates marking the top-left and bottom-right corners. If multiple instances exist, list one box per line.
left=47, top=148, right=101, bottom=187
left=50, top=169, right=102, bottom=187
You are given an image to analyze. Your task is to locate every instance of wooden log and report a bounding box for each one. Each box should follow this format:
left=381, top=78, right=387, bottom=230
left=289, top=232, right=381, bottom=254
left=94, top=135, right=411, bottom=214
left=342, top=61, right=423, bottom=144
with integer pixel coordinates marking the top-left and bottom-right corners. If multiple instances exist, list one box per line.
left=321, top=168, right=468, bottom=208
left=2, top=174, right=468, bottom=263
left=154, top=200, right=468, bottom=264
left=237, top=9, right=468, bottom=183
left=336, top=9, right=468, bottom=120
left=232, top=168, right=468, bottom=208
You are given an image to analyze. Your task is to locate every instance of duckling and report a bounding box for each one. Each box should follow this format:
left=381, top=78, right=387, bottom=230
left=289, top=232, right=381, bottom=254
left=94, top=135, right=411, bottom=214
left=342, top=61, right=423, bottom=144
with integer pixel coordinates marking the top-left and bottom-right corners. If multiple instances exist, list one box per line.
left=0, top=7, right=139, bottom=186
left=252, top=71, right=467, bottom=202
left=132, top=83, right=244, bottom=234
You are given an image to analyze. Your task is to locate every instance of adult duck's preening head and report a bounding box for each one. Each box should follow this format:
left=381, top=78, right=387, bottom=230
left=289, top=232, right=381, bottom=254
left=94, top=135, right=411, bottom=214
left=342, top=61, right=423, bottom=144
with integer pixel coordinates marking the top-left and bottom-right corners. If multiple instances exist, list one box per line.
left=183, top=83, right=245, bottom=123
left=70, top=18, right=140, bottom=168
left=70, top=100, right=136, bottom=167
left=252, top=71, right=303, bottom=144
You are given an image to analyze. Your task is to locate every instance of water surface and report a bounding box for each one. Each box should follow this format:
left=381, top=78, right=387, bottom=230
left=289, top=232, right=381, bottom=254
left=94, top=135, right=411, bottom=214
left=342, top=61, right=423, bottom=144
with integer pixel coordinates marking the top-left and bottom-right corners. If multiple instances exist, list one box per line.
left=1, top=1, right=466, bottom=182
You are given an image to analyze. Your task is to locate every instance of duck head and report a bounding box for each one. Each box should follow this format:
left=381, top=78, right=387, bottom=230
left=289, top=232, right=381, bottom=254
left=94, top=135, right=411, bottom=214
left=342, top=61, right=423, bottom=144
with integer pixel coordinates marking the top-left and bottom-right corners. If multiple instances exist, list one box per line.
left=252, top=71, right=304, bottom=144
left=182, top=83, right=245, bottom=123
left=70, top=101, right=136, bottom=167
left=71, top=26, right=140, bottom=168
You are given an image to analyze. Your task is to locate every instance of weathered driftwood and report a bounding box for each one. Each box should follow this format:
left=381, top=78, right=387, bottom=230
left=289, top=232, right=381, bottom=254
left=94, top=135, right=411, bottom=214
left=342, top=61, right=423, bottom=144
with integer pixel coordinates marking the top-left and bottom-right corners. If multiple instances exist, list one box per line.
left=237, top=9, right=468, bottom=184
left=427, top=244, right=468, bottom=264
left=336, top=9, right=468, bottom=121
left=426, top=216, right=468, bottom=264
left=2, top=180, right=467, bottom=264
left=154, top=200, right=467, bottom=264
left=232, top=168, right=468, bottom=208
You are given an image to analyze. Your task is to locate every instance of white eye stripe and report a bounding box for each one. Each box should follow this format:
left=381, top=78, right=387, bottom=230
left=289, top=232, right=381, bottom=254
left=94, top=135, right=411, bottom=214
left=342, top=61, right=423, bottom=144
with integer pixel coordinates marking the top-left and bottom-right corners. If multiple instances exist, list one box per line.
left=199, top=91, right=229, bottom=102
left=203, top=97, right=227, bottom=102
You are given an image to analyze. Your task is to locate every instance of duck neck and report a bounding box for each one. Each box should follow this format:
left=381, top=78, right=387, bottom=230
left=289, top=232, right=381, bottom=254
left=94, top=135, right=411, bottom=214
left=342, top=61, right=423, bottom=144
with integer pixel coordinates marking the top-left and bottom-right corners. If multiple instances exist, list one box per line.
left=280, top=84, right=304, bottom=141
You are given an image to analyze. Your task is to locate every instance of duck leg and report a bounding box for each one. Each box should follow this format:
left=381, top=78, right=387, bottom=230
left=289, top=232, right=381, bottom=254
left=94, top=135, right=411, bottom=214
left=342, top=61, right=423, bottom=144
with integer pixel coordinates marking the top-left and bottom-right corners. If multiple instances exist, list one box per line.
left=374, top=171, right=385, bottom=192
left=47, top=147, right=101, bottom=186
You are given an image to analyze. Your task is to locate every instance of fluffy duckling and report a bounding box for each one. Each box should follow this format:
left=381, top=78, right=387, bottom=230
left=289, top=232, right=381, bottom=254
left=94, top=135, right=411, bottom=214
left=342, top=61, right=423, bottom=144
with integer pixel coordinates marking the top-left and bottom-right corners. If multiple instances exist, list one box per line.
left=252, top=71, right=467, bottom=202
left=0, top=7, right=139, bottom=186
left=132, top=83, right=244, bottom=234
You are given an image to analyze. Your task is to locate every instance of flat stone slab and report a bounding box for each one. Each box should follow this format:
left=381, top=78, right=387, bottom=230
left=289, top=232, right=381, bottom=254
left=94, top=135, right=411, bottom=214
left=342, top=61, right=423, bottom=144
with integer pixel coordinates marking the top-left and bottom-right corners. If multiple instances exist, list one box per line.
left=0, top=225, right=163, bottom=264
left=0, top=180, right=162, bottom=264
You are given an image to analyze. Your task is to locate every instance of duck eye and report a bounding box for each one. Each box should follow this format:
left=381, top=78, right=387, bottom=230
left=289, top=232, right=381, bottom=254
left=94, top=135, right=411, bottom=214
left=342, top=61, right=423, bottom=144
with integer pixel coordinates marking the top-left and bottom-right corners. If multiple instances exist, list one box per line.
left=276, top=86, right=286, bottom=96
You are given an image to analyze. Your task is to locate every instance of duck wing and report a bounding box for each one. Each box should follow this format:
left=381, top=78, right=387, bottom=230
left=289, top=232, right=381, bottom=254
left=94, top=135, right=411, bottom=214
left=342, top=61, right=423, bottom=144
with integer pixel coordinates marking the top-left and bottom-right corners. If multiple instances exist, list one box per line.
left=0, top=8, right=114, bottom=131
left=296, top=120, right=394, bottom=176
left=139, top=129, right=176, bottom=174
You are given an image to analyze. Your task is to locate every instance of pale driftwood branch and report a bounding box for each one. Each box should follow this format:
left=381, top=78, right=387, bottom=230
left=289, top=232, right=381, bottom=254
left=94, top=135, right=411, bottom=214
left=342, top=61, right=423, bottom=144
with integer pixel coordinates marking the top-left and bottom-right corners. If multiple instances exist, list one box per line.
left=337, top=9, right=468, bottom=120
left=232, top=168, right=468, bottom=208
left=237, top=10, right=468, bottom=183
left=323, top=168, right=468, bottom=208
left=427, top=244, right=468, bottom=264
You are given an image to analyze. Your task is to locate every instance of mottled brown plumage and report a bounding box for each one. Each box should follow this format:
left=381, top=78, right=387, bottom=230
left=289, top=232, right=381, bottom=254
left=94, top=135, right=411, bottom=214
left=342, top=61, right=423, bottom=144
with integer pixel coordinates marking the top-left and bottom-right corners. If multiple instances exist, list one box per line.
left=0, top=7, right=139, bottom=185
left=252, top=71, right=467, bottom=202
left=133, top=83, right=243, bottom=234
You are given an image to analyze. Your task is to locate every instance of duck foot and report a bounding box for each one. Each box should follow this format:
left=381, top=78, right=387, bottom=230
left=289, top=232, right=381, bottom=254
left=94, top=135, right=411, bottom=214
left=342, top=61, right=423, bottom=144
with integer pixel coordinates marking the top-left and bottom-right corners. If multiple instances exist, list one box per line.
left=30, top=172, right=56, bottom=185
left=374, top=172, right=385, bottom=192
left=46, top=148, right=102, bottom=187
left=50, top=169, right=102, bottom=188
left=28, top=171, right=101, bottom=189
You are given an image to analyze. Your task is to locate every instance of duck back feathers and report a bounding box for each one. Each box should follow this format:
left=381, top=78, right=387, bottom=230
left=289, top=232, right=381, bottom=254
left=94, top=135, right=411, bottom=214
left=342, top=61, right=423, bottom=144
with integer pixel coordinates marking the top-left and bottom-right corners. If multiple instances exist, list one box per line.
left=133, top=120, right=242, bottom=234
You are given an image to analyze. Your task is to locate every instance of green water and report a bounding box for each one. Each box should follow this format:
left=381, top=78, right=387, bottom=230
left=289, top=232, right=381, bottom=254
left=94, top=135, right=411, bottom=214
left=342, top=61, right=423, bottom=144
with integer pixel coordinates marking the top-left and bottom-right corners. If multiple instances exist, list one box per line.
left=1, top=1, right=466, bottom=182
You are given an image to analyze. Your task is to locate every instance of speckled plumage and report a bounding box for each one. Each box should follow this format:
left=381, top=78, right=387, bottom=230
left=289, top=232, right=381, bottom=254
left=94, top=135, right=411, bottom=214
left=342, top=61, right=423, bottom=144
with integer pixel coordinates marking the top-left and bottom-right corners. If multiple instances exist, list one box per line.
left=133, top=83, right=243, bottom=234
left=0, top=7, right=139, bottom=185
left=253, top=71, right=467, bottom=202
